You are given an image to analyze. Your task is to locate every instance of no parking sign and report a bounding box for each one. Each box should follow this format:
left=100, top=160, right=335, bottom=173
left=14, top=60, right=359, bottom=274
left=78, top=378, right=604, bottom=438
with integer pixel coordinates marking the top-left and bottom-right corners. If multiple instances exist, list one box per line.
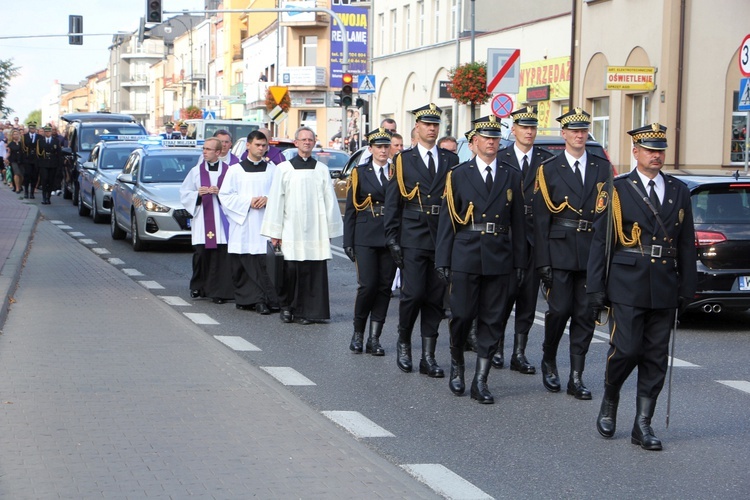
left=491, top=94, right=514, bottom=119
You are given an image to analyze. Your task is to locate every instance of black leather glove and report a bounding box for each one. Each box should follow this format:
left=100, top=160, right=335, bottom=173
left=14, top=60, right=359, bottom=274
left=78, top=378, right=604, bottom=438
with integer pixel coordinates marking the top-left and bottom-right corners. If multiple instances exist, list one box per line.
left=538, top=266, right=553, bottom=290
left=588, top=291, right=608, bottom=322
left=515, top=268, right=525, bottom=286
left=678, top=296, right=691, bottom=316
left=436, top=267, right=451, bottom=284
left=344, top=246, right=356, bottom=262
left=386, top=240, right=404, bottom=269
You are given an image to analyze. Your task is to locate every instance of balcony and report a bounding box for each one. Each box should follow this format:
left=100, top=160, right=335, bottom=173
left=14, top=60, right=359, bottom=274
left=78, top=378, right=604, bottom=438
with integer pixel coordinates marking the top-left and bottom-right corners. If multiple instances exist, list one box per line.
left=121, top=74, right=149, bottom=87
left=121, top=47, right=163, bottom=60
left=228, top=82, right=246, bottom=104
left=244, top=81, right=269, bottom=109
left=280, top=9, right=328, bottom=28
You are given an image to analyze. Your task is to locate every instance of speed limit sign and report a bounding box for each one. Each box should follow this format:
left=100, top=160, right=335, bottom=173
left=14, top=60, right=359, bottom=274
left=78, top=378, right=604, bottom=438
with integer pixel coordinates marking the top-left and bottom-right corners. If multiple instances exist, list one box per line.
left=740, top=34, right=750, bottom=77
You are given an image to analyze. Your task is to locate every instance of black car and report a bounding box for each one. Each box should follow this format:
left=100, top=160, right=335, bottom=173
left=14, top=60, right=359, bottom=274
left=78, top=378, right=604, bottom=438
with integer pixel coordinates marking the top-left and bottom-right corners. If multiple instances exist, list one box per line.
left=676, top=174, right=750, bottom=313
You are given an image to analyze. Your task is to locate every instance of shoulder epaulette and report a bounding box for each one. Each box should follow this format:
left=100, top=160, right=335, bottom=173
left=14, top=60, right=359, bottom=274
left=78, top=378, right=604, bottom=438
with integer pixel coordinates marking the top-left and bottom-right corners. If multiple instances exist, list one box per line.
left=586, top=148, right=610, bottom=163
left=614, top=172, right=630, bottom=180
left=539, top=155, right=557, bottom=166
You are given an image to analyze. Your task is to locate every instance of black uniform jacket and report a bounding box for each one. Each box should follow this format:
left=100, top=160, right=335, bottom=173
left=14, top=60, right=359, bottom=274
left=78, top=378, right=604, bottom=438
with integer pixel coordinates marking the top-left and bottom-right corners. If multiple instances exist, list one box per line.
left=344, top=156, right=389, bottom=248
left=384, top=146, right=460, bottom=251
left=533, top=151, right=612, bottom=271
left=587, top=170, right=697, bottom=309
left=497, top=144, right=555, bottom=247
left=435, top=158, right=526, bottom=275
left=37, top=136, right=62, bottom=170
left=21, top=133, right=42, bottom=164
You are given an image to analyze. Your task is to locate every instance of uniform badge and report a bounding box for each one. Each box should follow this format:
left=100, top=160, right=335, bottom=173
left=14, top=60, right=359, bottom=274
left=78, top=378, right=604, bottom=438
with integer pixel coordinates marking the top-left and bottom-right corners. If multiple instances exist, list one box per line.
left=506, top=189, right=513, bottom=202
left=678, top=208, right=684, bottom=224
left=533, top=179, right=539, bottom=194
left=596, top=190, right=609, bottom=213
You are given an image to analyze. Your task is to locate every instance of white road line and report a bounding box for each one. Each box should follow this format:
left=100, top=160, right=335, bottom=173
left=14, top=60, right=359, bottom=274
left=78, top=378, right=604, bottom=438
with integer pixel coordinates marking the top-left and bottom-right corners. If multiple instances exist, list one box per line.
left=183, top=312, right=219, bottom=325
left=49, top=220, right=64, bottom=224
left=214, top=336, right=261, bottom=351
left=401, top=464, right=493, bottom=500
left=321, top=411, right=394, bottom=438
left=92, top=248, right=110, bottom=255
left=57, top=225, right=73, bottom=230
left=107, top=257, right=125, bottom=265
left=530, top=318, right=605, bottom=344
left=79, top=238, right=97, bottom=245
left=669, top=356, right=700, bottom=368
left=68, top=231, right=85, bottom=237
left=122, top=268, right=144, bottom=276
left=260, top=366, right=316, bottom=386
left=330, top=244, right=348, bottom=258
left=138, top=280, right=164, bottom=289
left=717, top=380, right=750, bottom=394
left=158, top=296, right=191, bottom=306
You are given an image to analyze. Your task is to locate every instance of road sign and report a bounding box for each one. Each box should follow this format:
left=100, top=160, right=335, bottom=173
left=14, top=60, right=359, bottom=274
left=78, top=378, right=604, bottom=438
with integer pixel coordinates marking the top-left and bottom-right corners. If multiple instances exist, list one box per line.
left=202, top=108, right=216, bottom=120
left=740, top=78, right=750, bottom=111
left=491, top=93, right=514, bottom=119
left=487, top=48, right=521, bottom=94
left=740, top=34, right=750, bottom=77
left=358, top=74, right=376, bottom=94
left=269, top=86, right=288, bottom=104
left=269, top=105, right=287, bottom=124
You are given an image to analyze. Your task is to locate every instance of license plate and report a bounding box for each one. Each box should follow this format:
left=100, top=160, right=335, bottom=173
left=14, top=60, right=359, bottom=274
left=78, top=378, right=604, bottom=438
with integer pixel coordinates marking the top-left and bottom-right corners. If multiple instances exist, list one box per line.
left=186, top=218, right=191, bottom=229
left=740, top=276, right=750, bottom=291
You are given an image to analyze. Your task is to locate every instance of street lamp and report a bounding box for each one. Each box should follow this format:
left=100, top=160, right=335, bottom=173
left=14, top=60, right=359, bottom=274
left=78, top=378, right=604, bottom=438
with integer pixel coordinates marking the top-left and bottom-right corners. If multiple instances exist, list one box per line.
left=166, top=17, right=194, bottom=107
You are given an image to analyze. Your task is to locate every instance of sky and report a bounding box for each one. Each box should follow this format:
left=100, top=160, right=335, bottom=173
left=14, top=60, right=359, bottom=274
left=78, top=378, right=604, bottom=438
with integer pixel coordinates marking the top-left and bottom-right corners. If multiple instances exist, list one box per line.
left=1, top=0, right=204, bottom=121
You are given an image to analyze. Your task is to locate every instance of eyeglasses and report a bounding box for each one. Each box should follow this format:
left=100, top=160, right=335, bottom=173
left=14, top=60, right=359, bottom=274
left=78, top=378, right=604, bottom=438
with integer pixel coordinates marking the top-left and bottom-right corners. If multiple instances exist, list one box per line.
left=202, top=147, right=221, bottom=151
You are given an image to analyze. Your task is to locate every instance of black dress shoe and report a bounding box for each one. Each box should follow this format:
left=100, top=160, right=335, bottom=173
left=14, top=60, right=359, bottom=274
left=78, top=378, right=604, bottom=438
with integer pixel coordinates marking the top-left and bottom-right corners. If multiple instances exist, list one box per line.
left=254, top=303, right=271, bottom=315
left=236, top=304, right=253, bottom=310
left=190, top=289, right=200, bottom=298
left=491, top=352, right=504, bottom=369
left=296, top=317, right=312, bottom=325
left=280, top=309, right=293, bottom=323
left=212, top=298, right=226, bottom=304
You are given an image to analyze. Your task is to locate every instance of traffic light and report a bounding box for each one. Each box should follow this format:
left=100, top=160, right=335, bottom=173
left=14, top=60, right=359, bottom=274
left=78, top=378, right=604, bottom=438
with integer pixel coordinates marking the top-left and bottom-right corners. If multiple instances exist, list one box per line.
left=68, top=15, right=83, bottom=45
left=341, top=72, right=354, bottom=107
left=146, top=0, right=162, bottom=23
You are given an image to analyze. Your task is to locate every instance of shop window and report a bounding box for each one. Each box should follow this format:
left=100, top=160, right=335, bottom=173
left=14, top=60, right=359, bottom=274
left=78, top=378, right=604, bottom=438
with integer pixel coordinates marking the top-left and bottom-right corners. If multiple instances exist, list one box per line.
left=591, top=97, right=609, bottom=151
left=731, top=91, right=748, bottom=163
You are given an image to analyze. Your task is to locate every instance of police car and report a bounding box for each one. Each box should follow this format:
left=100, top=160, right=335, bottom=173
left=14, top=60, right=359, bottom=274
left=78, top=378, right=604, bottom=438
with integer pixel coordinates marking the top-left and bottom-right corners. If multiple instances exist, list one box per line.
left=108, top=138, right=202, bottom=251
left=77, top=135, right=149, bottom=223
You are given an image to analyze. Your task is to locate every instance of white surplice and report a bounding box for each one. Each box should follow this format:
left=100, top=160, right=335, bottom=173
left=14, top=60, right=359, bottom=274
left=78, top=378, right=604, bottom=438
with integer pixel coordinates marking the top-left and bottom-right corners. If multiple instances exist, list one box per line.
left=219, top=161, right=276, bottom=255
left=260, top=158, right=343, bottom=261
left=179, top=160, right=229, bottom=246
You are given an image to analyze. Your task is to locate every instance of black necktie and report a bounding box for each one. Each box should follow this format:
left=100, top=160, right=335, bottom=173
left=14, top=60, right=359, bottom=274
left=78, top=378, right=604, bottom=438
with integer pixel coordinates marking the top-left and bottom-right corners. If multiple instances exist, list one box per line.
left=379, top=167, right=388, bottom=186
left=47, top=138, right=50, bottom=144
left=522, top=155, right=529, bottom=179
left=485, top=166, right=493, bottom=193
left=574, top=160, right=583, bottom=186
left=427, top=151, right=436, bottom=179
left=648, top=179, right=661, bottom=211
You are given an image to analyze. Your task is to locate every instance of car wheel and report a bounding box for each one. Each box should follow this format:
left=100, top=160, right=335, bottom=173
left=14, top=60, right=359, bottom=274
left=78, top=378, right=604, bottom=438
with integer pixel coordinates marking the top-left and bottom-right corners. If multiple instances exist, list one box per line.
left=131, top=211, right=148, bottom=251
left=77, top=189, right=90, bottom=216
left=91, top=190, right=106, bottom=223
left=110, top=208, right=126, bottom=240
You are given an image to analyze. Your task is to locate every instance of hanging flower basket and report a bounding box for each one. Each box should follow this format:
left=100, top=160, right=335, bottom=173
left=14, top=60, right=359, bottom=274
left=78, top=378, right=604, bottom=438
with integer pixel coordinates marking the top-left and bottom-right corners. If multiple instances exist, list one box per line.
left=448, top=62, right=491, bottom=106
left=180, top=105, right=203, bottom=119
left=266, top=88, right=291, bottom=112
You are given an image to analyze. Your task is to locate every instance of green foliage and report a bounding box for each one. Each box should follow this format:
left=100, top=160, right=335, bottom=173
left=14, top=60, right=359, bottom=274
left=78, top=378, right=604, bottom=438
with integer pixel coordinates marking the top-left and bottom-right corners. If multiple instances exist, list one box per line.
left=25, top=109, right=41, bottom=126
left=0, top=59, right=20, bottom=116
left=448, top=62, right=491, bottom=105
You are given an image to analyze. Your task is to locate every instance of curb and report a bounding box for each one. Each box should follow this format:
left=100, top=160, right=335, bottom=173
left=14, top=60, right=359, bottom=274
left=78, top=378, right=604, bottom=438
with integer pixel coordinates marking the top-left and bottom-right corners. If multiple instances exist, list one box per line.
left=0, top=205, right=39, bottom=329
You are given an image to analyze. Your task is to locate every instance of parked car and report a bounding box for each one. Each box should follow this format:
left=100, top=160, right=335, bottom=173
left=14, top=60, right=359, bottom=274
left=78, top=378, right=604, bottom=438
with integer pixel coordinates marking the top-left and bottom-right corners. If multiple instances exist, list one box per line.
left=230, top=136, right=295, bottom=160
left=281, top=147, right=350, bottom=177
left=108, top=144, right=201, bottom=251
left=676, top=173, right=750, bottom=313
left=78, top=139, right=145, bottom=222
left=184, top=119, right=261, bottom=141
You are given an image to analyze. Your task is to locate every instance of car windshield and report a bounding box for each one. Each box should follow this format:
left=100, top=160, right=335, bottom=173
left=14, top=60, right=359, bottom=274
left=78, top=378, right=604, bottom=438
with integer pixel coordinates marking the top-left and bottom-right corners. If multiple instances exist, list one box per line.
left=284, top=148, right=350, bottom=169
left=140, top=154, right=198, bottom=183
left=100, top=147, right=139, bottom=170
left=80, top=125, right=146, bottom=152
left=691, top=184, right=750, bottom=224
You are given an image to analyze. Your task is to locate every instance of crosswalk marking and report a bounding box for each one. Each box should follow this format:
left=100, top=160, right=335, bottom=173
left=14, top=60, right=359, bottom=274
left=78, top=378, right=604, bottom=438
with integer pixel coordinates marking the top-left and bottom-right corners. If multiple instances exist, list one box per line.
left=717, top=380, right=750, bottom=394
left=183, top=312, right=219, bottom=325
left=122, top=268, right=144, bottom=276
left=79, top=238, right=97, bottom=245
left=57, top=225, right=73, bottom=230
left=321, top=411, right=394, bottom=438
left=49, top=220, right=64, bottom=224
left=92, top=248, right=110, bottom=255
left=401, top=464, right=493, bottom=500
left=68, top=231, right=85, bottom=237
left=107, top=258, right=125, bottom=265
left=158, top=296, right=191, bottom=306
left=214, top=336, right=261, bottom=351
left=669, top=356, right=700, bottom=368
left=138, top=280, right=164, bottom=289
left=260, top=366, right=316, bottom=386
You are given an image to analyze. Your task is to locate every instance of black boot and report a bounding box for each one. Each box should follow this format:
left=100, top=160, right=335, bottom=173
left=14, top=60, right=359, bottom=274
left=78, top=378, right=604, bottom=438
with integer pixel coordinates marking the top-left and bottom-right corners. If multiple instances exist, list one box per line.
left=541, top=357, right=561, bottom=392
left=365, top=320, right=385, bottom=356
left=464, top=318, right=478, bottom=352
left=470, top=357, right=494, bottom=404
left=567, top=354, right=592, bottom=400
left=597, top=383, right=621, bottom=438
left=631, top=397, right=662, bottom=450
left=419, top=337, right=444, bottom=378
left=491, top=330, right=505, bottom=368
left=349, top=329, right=364, bottom=353
left=510, top=333, right=536, bottom=374
left=23, top=185, right=29, bottom=199
left=396, top=328, right=412, bottom=373
left=448, top=346, right=465, bottom=395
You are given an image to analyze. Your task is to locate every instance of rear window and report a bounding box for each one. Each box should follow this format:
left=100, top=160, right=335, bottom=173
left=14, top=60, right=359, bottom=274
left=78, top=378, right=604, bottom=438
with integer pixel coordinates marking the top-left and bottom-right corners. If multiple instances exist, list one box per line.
left=313, top=151, right=349, bottom=169
left=100, top=147, right=139, bottom=170
left=80, top=125, right=147, bottom=152
left=141, top=154, right=199, bottom=183
left=691, top=184, right=750, bottom=223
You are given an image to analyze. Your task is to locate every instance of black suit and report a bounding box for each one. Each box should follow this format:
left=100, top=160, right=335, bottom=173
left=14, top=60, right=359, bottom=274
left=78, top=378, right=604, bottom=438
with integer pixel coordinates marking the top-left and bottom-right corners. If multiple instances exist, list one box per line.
left=435, top=158, right=525, bottom=358
left=384, top=145, right=459, bottom=341
left=344, top=157, right=397, bottom=329
left=21, top=132, right=42, bottom=194
left=587, top=170, right=696, bottom=397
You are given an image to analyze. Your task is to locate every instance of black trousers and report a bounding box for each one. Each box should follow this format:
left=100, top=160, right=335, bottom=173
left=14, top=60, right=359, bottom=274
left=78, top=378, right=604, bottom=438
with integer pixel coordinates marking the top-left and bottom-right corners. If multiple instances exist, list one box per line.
left=398, top=247, right=446, bottom=339
left=449, top=271, right=510, bottom=359
left=606, top=304, right=674, bottom=399
left=279, top=260, right=330, bottom=320
left=501, top=249, right=540, bottom=337
left=39, top=167, right=56, bottom=196
left=542, top=269, right=594, bottom=359
left=190, top=244, right=234, bottom=300
left=353, top=244, right=397, bottom=331
left=23, top=163, right=38, bottom=191
left=231, top=253, right=279, bottom=308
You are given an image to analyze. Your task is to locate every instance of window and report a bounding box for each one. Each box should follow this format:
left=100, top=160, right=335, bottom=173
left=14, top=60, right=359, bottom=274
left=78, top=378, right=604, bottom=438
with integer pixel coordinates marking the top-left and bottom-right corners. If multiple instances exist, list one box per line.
left=632, top=94, right=649, bottom=130
left=731, top=91, right=748, bottom=163
left=418, top=1, right=425, bottom=46
left=434, top=0, right=440, bottom=43
left=451, top=0, right=458, bottom=38
left=404, top=6, right=411, bottom=50
left=301, top=36, right=317, bottom=66
left=591, top=97, right=609, bottom=151
left=379, top=13, right=385, bottom=56
left=391, top=10, right=397, bottom=52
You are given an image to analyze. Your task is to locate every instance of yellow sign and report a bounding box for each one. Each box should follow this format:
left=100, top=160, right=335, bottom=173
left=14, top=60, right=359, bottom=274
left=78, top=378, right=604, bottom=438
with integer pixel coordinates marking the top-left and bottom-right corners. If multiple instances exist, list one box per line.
left=517, top=56, right=571, bottom=129
left=605, top=66, right=656, bottom=91
left=269, top=86, right=289, bottom=104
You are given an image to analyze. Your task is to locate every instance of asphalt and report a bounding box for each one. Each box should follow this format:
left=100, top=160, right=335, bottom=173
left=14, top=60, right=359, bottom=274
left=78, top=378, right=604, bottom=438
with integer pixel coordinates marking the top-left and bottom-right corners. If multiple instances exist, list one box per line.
left=0, top=185, right=438, bottom=499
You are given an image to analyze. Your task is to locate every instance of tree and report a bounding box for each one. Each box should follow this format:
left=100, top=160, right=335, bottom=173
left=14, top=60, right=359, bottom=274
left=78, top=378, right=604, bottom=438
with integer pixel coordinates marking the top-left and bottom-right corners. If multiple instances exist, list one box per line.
left=25, top=109, right=41, bottom=127
left=0, top=59, right=20, bottom=116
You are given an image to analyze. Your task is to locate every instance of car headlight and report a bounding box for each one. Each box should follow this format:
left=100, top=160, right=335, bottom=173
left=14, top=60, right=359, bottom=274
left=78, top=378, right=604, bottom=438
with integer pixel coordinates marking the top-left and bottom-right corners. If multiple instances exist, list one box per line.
left=143, top=198, right=171, bottom=213
left=102, top=183, right=113, bottom=192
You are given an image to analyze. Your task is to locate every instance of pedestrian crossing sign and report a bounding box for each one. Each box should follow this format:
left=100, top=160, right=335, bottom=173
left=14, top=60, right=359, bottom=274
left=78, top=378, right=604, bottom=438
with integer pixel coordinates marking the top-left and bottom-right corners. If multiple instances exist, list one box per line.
left=358, top=74, right=376, bottom=94
left=740, top=78, right=750, bottom=111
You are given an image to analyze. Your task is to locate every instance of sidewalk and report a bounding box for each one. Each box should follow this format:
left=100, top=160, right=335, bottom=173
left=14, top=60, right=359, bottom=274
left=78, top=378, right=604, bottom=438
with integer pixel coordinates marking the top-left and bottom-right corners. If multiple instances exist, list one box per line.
left=0, top=187, right=437, bottom=498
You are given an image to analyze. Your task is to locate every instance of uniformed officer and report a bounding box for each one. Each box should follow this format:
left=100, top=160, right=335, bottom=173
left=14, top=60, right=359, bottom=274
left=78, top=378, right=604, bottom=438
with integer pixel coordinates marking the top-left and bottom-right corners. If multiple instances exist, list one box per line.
left=384, top=103, right=460, bottom=377
left=20, top=121, right=42, bottom=199
left=177, top=122, right=189, bottom=139
left=587, top=123, right=696, bottom=450
left=160, top=122, right=180, bottom=139
left=436, top=116, right=526, bottom=403
left=37, top=124, right=62, bottom=205
left=494, top=107, right=555, bottom=373
left=534, top=108, right=612, bottom=399
left=344, top=128, right=398, bottom=356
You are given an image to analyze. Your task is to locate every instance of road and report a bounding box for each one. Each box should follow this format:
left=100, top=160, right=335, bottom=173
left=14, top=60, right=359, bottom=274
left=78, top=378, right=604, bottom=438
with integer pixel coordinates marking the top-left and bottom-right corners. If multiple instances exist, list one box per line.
left=34, top=197, right=750, bottom=498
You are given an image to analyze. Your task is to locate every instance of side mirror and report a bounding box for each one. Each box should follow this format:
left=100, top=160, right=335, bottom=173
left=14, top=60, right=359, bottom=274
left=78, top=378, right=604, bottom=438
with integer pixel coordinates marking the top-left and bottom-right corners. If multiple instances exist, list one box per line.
left=82, top=161, right=95, bottom=170
left=116, top=172, right=134, bottom=184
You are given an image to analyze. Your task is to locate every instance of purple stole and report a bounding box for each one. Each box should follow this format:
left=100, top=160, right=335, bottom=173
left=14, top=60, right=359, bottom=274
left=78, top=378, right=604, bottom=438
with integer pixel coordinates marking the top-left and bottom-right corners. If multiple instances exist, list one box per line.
left=199, top=160, right=230, bottom=249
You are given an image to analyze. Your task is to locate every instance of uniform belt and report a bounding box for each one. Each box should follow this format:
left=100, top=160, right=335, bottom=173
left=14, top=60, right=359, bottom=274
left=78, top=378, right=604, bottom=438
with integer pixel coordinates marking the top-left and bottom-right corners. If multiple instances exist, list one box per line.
left=405, top=202, right=441, bottom=215
left=461, top=222, right=509, bottom=234
left=524, top=205, right=533, bottom=215
left=362, top=206, right=385, bottom=216
left=618, top=245, right=677, bottom=258
left=553, top=217, right=593, bottom=231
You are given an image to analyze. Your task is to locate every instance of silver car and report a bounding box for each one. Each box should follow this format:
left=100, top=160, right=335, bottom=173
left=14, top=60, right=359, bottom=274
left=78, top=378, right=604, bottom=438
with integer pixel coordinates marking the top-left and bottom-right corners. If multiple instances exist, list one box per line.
left=78, top=140, right=143, bottom=223
left=109, top=146, right=201, bottom=251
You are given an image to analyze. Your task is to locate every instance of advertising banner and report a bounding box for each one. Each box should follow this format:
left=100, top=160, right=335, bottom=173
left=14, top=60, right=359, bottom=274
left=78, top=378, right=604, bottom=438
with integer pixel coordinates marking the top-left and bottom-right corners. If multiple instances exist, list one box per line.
left=330, top=0, right=368, bottom=89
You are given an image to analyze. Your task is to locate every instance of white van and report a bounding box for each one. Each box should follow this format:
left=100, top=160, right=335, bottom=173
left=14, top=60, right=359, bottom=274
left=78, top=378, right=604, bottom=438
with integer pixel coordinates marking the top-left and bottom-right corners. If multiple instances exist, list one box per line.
left=185, top=119, right=262, bottom=142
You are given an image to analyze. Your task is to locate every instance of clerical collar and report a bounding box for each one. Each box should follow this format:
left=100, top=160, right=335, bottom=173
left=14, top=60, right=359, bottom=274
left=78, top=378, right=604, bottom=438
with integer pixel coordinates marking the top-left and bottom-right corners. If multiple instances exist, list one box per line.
left=207, top=161, right=219, bottom=172
left=240, top=158, right=267, bottom=173
left=291, top=154, right=316, bottom=170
